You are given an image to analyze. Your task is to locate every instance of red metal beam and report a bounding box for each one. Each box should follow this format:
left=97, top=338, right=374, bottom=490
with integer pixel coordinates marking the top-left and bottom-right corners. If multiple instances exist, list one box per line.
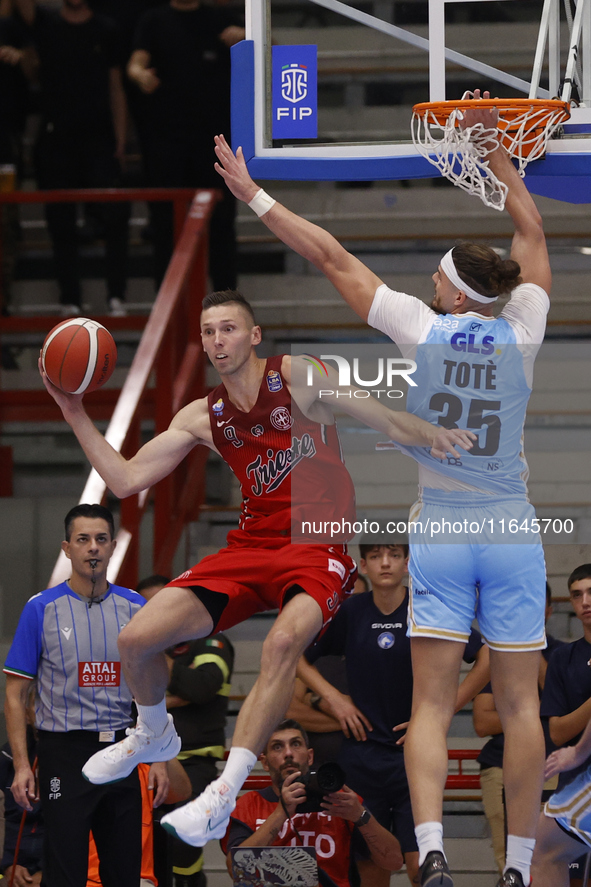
left=0, top=187, right=222, bottom=588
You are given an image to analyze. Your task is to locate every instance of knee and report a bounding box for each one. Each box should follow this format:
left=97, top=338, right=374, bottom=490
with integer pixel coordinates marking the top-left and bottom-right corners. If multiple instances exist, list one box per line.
left=260, top=627, right=299, bottom=673
left=117, top=621, right=148, bottom=659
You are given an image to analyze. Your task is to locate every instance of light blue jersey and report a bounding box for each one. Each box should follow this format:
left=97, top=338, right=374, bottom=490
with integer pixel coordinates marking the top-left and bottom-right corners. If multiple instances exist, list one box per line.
left=397, top=314, right=532, bottom=495
left=367, top=282, right=550, bottom=648
left=545, top=765, right=591, bottom=848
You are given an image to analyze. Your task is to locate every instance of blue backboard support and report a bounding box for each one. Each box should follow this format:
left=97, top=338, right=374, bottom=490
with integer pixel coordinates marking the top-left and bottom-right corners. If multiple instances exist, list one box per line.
left=231, top=40, right=591, bottom=202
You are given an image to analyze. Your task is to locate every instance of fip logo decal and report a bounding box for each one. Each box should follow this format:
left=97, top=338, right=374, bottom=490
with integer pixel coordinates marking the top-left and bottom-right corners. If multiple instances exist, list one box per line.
left=272, top=45, right=317, bottom=139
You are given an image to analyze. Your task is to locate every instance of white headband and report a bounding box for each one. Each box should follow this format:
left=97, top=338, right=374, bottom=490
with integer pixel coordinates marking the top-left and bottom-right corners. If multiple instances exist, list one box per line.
left=440, top=249, right=498, bottom=305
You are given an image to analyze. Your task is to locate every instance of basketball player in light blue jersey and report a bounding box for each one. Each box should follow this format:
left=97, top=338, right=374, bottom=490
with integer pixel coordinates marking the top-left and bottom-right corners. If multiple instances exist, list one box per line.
left=215, top=89, right=549, bottom=887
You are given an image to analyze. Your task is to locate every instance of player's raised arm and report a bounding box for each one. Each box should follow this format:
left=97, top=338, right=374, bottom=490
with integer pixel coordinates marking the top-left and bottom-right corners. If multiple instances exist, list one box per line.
left=214, top=135, right=382, bottom=323
left=39, top=358, right=213, bottom=497
left=462, top=90, right=551, bottom=293
left=288, top=356, right=475, bottom=460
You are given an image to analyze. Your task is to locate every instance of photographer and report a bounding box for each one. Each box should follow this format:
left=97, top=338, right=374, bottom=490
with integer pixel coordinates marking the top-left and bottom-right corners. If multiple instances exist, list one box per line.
left=221, top=719, right=402, bottom=887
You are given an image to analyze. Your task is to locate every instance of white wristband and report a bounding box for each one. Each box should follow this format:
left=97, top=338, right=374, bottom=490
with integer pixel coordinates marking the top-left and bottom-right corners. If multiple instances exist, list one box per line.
left=248, top=188, right=276, bottom=218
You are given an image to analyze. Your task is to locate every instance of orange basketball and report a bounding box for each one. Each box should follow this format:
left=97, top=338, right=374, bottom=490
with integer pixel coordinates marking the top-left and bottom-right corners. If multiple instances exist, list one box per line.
left=42, top=318, right=117, bottom=394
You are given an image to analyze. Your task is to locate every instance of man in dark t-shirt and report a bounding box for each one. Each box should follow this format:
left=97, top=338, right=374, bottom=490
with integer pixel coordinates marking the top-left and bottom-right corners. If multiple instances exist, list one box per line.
left=532, top=564, right=591, bottom=885
left=298, top=541, right=489, bottom=887
left=128, top=0, right=244, bottom=291
left=0, top=5, right=30, bottom=165
left=15, top=0, right=129, bottom=315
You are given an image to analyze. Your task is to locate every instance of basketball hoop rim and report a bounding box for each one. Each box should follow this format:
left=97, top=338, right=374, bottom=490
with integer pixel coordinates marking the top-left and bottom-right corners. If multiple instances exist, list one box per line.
left=412, top=97, right=571, bottom=123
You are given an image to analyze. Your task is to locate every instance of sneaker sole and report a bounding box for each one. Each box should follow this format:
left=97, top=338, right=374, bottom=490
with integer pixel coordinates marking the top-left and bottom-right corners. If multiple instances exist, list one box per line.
left=82, top=769, right=132, bottom=785
left=422, top=873, right=454, bottom=887
left=82, top=734, right=181, bottom=784
left=160, top=816, right=229, bottom=846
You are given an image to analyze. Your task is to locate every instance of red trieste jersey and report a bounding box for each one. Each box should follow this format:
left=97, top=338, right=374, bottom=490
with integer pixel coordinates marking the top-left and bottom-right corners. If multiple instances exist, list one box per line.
left=222, top=787, right=360, bottom=887
left=208, top=355, right=356, bottom=541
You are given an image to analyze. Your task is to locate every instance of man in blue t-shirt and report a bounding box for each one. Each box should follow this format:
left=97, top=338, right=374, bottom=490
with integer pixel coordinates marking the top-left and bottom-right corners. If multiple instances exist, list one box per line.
left=3, top=503, right=167, bottom=887
left=298, top=540, right=488, bottom=886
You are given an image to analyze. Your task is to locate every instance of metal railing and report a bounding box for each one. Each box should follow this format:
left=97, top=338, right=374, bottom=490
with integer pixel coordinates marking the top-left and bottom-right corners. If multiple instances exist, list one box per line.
left=0, top=186, right=219, bottom=587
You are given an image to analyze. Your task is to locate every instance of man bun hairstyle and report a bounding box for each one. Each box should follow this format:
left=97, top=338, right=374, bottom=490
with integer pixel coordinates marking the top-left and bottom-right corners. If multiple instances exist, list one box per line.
left=452, top=242, right=522, bottom=299
left=201, top=290, right=256, bottom=325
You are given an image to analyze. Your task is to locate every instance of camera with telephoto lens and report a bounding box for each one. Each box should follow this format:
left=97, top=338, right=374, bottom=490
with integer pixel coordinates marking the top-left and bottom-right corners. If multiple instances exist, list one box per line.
left=295, top=762, right=346, bottom=813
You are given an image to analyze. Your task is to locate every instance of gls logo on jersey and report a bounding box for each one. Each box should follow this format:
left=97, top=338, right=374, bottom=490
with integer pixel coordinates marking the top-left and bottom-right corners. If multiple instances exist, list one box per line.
left=451, top=332, right=495, bottom=355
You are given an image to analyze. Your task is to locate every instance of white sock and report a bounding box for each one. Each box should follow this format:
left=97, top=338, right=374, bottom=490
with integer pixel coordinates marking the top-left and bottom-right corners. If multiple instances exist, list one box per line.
left=505, top=835, right=535, bottom=885
left=217, top=747, right=258, bottom=799
left=136, top=699, right=169, bottom=736
left=415, top=821, right=445, bottom=867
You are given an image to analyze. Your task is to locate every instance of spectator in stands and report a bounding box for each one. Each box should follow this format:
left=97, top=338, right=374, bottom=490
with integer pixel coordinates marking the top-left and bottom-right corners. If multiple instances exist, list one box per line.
left=221, top=719, right=403, bottom=885
left=127, top=0, right=244, bottom=292
left=14, top=0, right=130, bottom=317
left=473, top=582, right=564, bottom=875
left=3, top=503, right=167, bottom=886
left=137, top=574, right=235, bottom=887
left=535, top=564, right=591, bottom=886
left=297, top=539, right=490, bottom=887
left=0, top=0, right=31, bottom=170
left=286, top=658, right=346, bottom=768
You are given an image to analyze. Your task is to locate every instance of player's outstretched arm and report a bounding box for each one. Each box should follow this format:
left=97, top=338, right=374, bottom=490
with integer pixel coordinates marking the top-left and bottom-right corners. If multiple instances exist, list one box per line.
left=288, top=356, right=475, bottom=460
left=39, top=357, right=213, bottom=497
left=319, top=385, right=475, bottom=460
left=463, top=89, right=550, bottom=292
left=214, top=135, right=382, bottom=322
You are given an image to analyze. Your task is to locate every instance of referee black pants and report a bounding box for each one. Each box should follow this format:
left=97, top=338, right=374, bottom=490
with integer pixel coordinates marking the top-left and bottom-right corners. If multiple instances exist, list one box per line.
left=37, top=730, right=142, bottom=887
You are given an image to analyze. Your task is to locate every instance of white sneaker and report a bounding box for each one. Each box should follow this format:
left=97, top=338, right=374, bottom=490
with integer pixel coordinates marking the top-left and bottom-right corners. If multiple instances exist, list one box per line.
left=160, top=777, right=236, bottom=846
left=82, top=714, right=181, bottom=784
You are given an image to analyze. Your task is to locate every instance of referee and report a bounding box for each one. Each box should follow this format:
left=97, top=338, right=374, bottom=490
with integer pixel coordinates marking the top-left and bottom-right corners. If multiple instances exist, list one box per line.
left=3, top=503, right=167, bottom=887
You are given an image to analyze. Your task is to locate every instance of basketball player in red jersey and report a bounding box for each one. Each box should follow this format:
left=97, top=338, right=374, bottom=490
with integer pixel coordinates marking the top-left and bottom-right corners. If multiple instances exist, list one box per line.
left=39, top=291, right=473, bottom=847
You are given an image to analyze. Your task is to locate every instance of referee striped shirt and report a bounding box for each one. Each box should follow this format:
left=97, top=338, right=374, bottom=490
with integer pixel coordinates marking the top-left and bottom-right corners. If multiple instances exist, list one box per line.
left=4, top=581, right=144, bottom=733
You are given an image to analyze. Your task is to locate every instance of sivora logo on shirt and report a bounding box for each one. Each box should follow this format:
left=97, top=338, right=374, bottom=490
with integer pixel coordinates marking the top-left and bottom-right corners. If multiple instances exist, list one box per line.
left=78, top=661, right=121, bottom=688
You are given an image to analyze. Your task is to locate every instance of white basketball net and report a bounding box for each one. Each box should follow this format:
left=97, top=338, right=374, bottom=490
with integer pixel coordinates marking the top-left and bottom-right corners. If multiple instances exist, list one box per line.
left=411, top=99, right=569, bottom=211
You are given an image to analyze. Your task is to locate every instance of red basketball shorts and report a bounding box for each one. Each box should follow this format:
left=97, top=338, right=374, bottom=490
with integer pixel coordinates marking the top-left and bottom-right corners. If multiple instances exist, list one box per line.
left=167, top=541, right=357, bottom=633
